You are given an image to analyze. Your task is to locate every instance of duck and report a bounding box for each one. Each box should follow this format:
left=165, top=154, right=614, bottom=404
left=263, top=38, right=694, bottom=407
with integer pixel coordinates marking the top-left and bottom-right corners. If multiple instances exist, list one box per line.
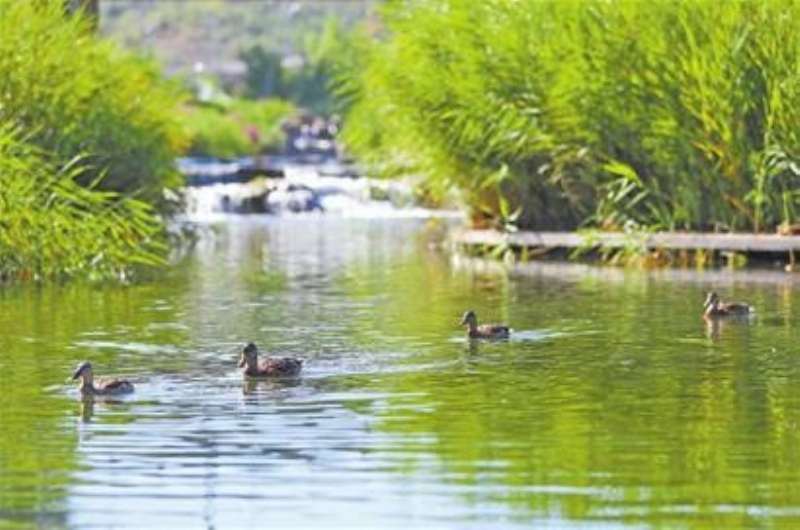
left=460, top=310, right=511, bottom=339
left=71, top=361, right=134, bottom=396
left=703, top=291, right=752, bottom=317
left=238, top=342, right=303, bottom=377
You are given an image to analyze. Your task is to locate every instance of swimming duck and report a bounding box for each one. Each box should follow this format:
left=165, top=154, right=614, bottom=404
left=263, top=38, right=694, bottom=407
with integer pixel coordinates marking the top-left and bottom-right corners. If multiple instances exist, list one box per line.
left=703, top=291, right=752, bottom=317
left=71, top=361, right=134, bottom=396
left=238, top=343, right=303, bottom=377
left=460, top=310, right=511, bottom=339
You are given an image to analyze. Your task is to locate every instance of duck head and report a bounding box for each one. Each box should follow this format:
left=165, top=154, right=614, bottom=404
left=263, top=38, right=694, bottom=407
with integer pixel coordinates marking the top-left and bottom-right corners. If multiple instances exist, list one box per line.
left=460, top=310, right=477, bottom=328
left=72, top=360, right=93, bottom=381
left=238, top=343, right=259, bottom=368
left=703, top=292, right=720, bottom=313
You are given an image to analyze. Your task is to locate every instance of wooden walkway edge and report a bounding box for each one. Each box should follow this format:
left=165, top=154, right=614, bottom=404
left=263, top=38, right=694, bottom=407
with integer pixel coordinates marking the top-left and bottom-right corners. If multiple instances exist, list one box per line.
left=452, top=229, right=800, bottom=254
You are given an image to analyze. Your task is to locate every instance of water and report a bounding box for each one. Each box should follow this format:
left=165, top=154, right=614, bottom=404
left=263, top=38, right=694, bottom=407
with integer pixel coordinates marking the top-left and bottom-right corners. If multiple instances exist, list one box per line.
left=1, top=217, right=799, bottom=529
left=183, top=164, right=456, bottom=218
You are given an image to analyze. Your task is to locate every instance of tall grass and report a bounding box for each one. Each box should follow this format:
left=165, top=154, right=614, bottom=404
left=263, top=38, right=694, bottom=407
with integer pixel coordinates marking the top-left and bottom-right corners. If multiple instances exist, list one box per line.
left=0, top=0, right=185, bottom=208
left=0, top=0, right=186, bottom=281
left=0, top=126, right=165, bottom=282
left=340, top=0, right=799, bottom=232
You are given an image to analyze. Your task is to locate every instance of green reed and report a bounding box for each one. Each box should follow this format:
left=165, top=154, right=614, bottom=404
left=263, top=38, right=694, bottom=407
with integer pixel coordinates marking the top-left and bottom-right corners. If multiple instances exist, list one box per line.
left=0, top=0, right=187, bottom=281
left=0, top=0, right=186, bottom=209
left=340, top=0, right=798, bottom=232
left=0, top=127, right=166, bottom=282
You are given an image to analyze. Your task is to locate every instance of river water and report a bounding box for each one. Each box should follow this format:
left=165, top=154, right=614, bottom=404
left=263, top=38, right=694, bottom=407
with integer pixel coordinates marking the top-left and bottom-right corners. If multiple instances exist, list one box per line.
left=1, top=216, right=799, bottom=528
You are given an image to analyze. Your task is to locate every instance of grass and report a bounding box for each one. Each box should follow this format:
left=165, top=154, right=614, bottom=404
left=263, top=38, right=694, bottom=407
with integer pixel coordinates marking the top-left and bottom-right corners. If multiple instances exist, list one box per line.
left=0, top=126, right=166, bottom=282
left=339, top=0, right=799, bottom=233
left=0, top=0, right=187, bottom=281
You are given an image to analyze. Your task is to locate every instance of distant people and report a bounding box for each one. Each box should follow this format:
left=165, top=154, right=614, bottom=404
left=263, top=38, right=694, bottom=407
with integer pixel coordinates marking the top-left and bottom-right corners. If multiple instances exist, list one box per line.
left=245, top=124, right=260, bottom=147
left=281, top=111, right=341, bottom=159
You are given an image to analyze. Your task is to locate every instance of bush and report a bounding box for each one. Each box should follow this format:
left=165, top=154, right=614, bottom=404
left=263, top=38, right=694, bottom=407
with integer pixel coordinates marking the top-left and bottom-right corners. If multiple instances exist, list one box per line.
left=181, top=98, right=294, bottom=158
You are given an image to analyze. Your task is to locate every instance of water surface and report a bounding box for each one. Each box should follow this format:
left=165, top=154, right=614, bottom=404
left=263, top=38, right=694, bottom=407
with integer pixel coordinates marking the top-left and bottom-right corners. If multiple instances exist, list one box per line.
left=1, top=217, right=799, bottom=528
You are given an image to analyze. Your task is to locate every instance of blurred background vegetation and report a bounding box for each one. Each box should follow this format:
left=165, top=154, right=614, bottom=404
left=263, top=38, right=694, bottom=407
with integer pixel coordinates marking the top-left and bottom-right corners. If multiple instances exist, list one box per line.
left=100, top=0, right=369, bottom=158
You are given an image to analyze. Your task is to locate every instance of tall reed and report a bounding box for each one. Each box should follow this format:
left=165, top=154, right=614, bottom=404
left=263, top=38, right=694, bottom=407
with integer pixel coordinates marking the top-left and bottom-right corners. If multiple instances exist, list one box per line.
left=340, top=0, right=798, bottom=232
left=0, top=0, right=186, bottom=281
left=0, top=127, right=165, bottom=282
left=0, top=0, right=186, bottom=208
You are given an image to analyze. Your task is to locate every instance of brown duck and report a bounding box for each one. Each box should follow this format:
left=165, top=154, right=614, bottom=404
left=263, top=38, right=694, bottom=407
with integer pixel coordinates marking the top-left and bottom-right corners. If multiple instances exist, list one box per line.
left=238, top=343, right=304, bottom=377
left=460, top=310, right=511, bottom=339
left=71, top=361, right=134, bottom=396
left=703, top=291, right=752, bottom=317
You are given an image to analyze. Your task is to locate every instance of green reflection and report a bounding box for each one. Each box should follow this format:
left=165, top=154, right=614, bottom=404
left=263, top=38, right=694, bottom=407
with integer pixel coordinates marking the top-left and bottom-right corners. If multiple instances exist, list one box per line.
left=1, top=220, right=798, bottom=528
left=0, top=276, right=192, bottom=525
left=340, top=252, right=800, bottom=527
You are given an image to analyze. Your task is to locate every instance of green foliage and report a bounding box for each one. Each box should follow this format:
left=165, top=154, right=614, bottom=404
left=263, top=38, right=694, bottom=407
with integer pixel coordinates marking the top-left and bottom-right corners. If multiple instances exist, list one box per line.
left=180, top=98, right=294, bottom=158
left=181, top=104, right=250, bottom=159
left=0, top=0, right=187, bottom=208
left=342, top=0, right=799, bottom=232
left=0, top=0, right=187, bottom=281
left=0, top=127, right=166, bottom=282
left=101, top=2, right=368, bottom=116
left=239, top=17, right=357, bottom=115
left=239, top=45, right=285, bottom=99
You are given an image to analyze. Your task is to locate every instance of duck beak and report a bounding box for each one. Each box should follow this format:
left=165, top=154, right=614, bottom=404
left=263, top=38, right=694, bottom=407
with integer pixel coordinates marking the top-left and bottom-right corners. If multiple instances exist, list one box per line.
left=71, top=367, right=83, bottom=380
left=237, top=354, right=246, bottom=368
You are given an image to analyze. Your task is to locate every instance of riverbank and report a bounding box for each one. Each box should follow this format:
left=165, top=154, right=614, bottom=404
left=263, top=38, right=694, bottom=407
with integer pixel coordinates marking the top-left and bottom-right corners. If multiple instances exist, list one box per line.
left=452, top=229, right=800, bottom=271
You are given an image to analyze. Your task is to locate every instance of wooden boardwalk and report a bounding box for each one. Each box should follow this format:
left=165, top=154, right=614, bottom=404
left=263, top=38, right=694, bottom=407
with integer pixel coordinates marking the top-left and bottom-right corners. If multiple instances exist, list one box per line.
left=452, top=229, right=800, bottom=254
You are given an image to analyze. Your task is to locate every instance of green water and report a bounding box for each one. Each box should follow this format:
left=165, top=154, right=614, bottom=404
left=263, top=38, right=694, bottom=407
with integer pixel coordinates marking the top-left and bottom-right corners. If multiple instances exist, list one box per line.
left=1, top=217, right=799, bottom=528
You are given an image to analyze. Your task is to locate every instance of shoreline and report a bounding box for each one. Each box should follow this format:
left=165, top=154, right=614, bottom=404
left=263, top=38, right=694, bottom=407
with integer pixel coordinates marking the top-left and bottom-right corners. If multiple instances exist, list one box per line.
left=451, top=228, right=800, bottom=270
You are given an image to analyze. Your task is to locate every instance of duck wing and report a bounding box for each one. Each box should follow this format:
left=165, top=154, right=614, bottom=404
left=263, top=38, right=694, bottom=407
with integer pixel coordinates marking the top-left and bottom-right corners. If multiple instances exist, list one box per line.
left=477, top=324, right=511, bottom=338
left=259, top=357, right=304, bottom=376
left=721, top=302, right=752, bottom=315
left=96, top=378, right=135, bottom=394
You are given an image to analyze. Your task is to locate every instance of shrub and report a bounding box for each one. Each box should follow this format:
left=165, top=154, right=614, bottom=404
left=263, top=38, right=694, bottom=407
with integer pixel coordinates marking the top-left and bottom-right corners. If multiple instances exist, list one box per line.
left=181, top=98, right=294, bottom=158
left=0, top=0, right=187, bottom=281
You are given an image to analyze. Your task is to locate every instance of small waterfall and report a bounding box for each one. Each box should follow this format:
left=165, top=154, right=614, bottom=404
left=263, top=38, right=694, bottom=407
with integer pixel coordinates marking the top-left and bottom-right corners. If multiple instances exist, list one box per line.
left=181, top=159, right=462, bottom=220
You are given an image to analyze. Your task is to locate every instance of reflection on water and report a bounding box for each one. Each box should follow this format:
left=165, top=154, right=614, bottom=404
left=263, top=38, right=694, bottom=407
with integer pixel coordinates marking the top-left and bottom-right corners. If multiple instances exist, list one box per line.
left=1, top=217, right=799, bottom=528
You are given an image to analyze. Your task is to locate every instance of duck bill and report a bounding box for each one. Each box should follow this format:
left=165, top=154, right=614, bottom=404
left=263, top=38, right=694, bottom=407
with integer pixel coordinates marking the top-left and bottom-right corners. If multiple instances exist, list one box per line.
left=71, top=367, right=84, bottom=380
left=237, top=354, right=246, bottom=368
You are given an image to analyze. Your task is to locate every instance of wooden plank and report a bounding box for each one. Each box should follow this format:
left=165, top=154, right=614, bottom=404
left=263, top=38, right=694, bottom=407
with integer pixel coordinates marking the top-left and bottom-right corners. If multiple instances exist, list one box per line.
left=452, top=229, right=800, bottom=253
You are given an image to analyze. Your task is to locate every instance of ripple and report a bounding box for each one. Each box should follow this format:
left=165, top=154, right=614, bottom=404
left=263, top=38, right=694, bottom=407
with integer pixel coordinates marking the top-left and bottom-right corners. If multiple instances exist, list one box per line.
left=5, top=217, right=800, bottom=529
left=71, top=340, right=183, bottom=356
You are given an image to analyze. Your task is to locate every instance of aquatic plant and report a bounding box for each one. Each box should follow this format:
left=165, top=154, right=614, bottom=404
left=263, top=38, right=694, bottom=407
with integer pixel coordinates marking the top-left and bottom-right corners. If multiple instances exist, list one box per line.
left=341, top=0, right=799, bottom=233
